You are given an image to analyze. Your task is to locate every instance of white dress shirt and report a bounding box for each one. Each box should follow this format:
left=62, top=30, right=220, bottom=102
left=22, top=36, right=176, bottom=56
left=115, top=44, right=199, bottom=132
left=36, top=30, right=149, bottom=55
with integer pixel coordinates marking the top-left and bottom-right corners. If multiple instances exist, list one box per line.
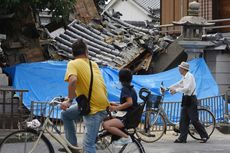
left=169, top=72, right=196, bottom=96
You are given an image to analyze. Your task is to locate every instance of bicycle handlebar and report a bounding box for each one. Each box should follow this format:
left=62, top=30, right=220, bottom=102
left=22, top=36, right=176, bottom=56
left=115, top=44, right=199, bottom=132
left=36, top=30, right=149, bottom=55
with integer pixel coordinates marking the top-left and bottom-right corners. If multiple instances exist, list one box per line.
left=106, top=107, right=113, bottom=119
left=49, top=96, right=65, bottom=106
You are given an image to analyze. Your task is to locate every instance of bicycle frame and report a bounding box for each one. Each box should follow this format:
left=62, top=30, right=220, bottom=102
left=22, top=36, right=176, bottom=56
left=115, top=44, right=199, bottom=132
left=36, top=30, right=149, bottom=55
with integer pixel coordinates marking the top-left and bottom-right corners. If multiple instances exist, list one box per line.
left=158, top=104, right=177, bottom=126
left=145, top=89, right=177, bottom=127
left=145, top=96, right=214, bottom=133
left=29, top=102, right=79, bottom=153
left=137, top=86, right=216, bottom=143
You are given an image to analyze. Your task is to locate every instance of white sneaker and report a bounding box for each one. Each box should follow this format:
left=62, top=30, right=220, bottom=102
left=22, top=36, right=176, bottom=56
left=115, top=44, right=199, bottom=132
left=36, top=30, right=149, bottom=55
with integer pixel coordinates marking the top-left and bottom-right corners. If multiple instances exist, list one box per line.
left=113, top=136, right=132, bottom=146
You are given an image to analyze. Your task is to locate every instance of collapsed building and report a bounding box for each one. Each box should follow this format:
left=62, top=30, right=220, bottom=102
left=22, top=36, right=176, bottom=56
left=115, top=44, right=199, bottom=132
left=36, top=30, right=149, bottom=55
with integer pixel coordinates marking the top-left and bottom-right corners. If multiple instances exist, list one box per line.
left=52, top=11, right=174, bottom=74
left=0, top=0, right=230, bottom=75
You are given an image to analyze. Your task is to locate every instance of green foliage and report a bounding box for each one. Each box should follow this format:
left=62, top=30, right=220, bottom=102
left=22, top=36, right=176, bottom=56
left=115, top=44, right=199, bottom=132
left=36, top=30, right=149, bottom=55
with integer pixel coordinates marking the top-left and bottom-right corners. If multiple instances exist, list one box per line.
left=0, top=0, right=77, bottom=21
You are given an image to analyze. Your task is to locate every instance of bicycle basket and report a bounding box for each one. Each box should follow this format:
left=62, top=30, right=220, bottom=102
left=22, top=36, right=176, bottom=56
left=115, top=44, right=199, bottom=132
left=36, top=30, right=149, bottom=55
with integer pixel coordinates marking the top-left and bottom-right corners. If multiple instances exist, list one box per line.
left=146, top=94, right=162, bottom=109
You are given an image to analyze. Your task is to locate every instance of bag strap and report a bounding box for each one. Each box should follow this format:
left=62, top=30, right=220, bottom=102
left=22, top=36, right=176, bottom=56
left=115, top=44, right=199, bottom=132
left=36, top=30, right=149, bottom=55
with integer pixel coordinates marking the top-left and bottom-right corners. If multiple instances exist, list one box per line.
left=182, top=88, right=196, bottom=96
left=191, top=88, right=196, bottom=96
left=88, top=60, right=93, bottom=103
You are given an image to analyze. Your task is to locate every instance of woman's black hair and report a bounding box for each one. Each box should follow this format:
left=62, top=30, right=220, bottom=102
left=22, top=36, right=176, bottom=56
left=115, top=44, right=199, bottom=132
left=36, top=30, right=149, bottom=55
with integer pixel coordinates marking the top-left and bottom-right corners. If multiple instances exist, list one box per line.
left=72, top=39, right=87, bottom=57
left=119, top=68, right=132, bottom=84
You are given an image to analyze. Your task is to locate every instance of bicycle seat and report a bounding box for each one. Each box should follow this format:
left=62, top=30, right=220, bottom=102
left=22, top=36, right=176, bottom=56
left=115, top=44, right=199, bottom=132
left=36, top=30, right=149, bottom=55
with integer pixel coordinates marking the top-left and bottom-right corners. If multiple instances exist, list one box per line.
left=139, top=88, right=151, bottom=101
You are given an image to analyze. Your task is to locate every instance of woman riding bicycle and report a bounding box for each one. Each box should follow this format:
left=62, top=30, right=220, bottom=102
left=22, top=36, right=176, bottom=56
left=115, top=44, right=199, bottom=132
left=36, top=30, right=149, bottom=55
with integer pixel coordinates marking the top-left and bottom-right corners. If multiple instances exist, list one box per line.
left=102, top=68, right=138, bottom=145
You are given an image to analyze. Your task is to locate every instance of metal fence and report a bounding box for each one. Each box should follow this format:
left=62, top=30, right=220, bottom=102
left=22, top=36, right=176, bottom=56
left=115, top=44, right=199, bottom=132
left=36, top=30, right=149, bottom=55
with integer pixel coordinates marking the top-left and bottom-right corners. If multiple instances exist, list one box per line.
left=30, top=95, right=227, bottom=134
left=0, top=88, right=29, bottom=131
left=30, top=101, right=85, bottom=133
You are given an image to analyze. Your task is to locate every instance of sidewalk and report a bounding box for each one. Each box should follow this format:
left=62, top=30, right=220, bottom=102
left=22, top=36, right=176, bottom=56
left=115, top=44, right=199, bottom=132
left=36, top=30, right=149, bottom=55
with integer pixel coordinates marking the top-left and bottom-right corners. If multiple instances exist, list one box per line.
left=49, top=129, right=230, bottom=153
left=144, top=130, right=230, bottom=153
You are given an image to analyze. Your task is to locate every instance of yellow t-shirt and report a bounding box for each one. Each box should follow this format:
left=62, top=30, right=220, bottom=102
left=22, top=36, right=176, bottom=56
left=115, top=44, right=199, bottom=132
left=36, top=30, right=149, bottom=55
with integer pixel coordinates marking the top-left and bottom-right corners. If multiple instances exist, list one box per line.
left=64, top=58, right=109, bottom=114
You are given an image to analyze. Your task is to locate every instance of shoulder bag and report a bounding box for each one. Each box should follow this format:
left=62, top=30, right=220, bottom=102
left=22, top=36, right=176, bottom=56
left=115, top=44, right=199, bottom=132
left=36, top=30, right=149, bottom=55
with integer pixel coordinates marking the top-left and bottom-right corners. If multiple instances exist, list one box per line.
left=76, top=60, right=93, bottom=115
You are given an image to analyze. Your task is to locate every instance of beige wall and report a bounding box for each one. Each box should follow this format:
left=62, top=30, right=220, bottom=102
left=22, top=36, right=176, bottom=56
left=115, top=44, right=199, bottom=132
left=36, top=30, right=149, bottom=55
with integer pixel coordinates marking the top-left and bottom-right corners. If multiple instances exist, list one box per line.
left=109, top=0, right=152, bottom=21
left=218, top=0, right=230, bottom=32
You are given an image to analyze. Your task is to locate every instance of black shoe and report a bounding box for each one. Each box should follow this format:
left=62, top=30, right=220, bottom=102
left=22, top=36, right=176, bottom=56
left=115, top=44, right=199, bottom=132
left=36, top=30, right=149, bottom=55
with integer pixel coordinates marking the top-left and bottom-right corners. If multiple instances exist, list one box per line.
left=174, top=139, right=187, bottom=143
left=200, top=137, right=208, bottom=143
left=149, top=133, right=156, bottom=137
left=139, top=131, right=155, bottom=137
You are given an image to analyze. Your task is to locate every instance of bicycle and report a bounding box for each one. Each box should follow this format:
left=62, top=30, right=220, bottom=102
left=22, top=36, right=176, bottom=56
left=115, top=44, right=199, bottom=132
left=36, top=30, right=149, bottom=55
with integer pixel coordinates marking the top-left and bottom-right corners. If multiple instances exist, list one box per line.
left=95, top=105, right=146, bottom=153
left=94, top=89, right=152, bottom=153
left=136, top=84, right=216, bottom=143
left=0, top=96, right=146, bottom=153
left=0, top=97, right=81, bottom=153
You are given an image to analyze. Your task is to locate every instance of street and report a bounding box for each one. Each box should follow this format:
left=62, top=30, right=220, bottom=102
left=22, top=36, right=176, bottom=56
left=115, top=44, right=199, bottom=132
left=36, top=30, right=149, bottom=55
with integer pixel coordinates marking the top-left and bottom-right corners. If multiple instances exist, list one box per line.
left=49, top=129, right=230, bottom=153
left=143, top=130, right=230, bottom=153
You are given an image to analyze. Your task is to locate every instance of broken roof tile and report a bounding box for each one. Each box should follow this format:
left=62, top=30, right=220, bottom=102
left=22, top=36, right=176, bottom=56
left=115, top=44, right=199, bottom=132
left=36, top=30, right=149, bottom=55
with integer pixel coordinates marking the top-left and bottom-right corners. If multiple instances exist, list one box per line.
left=53, top=13, right=175, bottom=71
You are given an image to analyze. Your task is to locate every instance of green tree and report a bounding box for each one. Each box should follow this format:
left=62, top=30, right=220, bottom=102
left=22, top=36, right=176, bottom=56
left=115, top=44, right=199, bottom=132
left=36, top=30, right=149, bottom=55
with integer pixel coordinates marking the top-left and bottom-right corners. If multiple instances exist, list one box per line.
left=0, top=0, right=77, bottom=21
left=0, top=0, right=77, bottom=66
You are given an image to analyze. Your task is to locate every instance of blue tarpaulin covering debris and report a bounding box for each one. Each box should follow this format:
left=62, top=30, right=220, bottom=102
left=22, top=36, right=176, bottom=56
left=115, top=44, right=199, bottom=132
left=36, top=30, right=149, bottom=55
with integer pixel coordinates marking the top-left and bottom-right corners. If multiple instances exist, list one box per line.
left=4, top=58, right=220, bottom=109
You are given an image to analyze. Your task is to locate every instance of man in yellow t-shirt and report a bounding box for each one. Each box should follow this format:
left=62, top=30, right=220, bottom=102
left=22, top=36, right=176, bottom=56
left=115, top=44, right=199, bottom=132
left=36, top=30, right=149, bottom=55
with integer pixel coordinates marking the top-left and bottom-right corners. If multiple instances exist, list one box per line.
left=60, top=39, right=109, bottom=153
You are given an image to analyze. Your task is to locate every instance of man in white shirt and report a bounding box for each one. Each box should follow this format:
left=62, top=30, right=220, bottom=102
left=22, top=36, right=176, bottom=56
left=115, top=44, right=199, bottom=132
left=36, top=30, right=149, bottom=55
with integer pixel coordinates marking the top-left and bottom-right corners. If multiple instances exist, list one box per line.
left=169, top=61, right=209, bottom=143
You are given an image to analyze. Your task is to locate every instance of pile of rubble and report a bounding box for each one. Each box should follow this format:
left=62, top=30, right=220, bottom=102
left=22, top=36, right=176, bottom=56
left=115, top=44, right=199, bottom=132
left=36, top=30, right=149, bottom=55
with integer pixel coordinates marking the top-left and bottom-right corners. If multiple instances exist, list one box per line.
left=53, top=12, right=173, bottom=73
left=202, top=33, right=230, bottom=51
left=0, top=34, right=6, bottom=67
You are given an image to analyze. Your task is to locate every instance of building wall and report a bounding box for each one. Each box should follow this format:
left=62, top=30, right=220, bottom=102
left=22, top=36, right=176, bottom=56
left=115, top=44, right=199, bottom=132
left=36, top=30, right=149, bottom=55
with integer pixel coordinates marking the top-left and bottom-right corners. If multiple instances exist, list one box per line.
left=161, top=0, right=213, bottom=33
left=198, top=0, right=212, bottom=20
left=161, top=0, right=230, bottom=32
left=161, top=0, right=188, bottom=33
left=108, top=1, right=152, bottom=21
left=74, top=0, right=100, bottom=23
left=204, top=51, right=230, bottom=94
left=215, top=0, right=230, bottom=32
left=161, top=0, right=188, bottom=24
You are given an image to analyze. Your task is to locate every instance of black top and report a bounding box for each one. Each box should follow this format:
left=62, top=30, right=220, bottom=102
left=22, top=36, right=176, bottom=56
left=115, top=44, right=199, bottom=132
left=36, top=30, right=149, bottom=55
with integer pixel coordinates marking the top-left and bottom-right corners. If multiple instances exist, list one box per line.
left=120, top=85, right=138, bottom=113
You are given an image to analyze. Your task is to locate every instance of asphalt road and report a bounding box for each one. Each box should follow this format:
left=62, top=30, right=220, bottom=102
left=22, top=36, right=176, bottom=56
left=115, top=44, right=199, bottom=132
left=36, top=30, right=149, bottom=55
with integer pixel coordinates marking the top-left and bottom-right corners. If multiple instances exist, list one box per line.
left=143, top=130, right=230, bottom=153
left=1, top=129, right=229, bottom=153
left=50, top=129, right=230, bottom=153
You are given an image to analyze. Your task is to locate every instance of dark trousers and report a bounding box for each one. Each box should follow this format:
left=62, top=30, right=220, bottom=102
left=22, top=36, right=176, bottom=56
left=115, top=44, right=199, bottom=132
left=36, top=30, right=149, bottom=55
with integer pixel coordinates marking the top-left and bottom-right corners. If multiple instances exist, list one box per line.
left=179, top=100, right=208, bottom=141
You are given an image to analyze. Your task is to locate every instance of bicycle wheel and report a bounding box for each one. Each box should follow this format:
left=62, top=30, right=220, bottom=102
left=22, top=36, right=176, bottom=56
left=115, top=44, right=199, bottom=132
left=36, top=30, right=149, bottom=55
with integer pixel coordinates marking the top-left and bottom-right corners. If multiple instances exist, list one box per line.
left=136, top=110, right=166, bottom=143
left=0, top=128, right=54, bottom=153
left=120, top=136, right=145, bottom=153
left=188, top=108, right=216, bottom=140
left=96, top=134, right=145, bottom=153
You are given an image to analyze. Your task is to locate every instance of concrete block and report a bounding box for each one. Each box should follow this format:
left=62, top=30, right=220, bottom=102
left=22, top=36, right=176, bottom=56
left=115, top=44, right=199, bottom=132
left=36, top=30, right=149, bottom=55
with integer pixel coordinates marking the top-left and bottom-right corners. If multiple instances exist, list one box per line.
left=0, top=74, right=8, bottom=86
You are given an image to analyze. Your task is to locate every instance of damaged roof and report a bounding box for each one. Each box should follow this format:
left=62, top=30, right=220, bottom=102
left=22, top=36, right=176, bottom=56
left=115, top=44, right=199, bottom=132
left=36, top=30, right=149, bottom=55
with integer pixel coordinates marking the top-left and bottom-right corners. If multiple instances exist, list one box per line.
left=134, top=0, right=160, bottom=10
left=134, top=0, right=160, bottom=19
left=202, top=33, right=230, bottom=51
left=103, top=0, right=160, bottom=21
left=53, top=12, right=172, bottom=70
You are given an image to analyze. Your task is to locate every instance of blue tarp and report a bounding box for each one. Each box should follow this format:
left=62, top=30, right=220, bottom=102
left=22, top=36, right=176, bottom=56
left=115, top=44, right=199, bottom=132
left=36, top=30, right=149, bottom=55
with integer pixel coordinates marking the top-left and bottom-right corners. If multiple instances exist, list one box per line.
left=4, top=58, right=220, bottom=110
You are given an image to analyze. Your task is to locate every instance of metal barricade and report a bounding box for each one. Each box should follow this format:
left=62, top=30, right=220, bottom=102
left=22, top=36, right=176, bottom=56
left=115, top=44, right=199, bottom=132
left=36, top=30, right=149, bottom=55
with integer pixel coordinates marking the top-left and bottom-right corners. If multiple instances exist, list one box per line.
left=0, top=87, right=29, bottom=135
left=30, top=95, right=226, bottom=133
left=224, top=90, right=230, bottom=122
left=162, top=95, right=226, bottom=124
left=31, top=101, right=85, bottom=134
